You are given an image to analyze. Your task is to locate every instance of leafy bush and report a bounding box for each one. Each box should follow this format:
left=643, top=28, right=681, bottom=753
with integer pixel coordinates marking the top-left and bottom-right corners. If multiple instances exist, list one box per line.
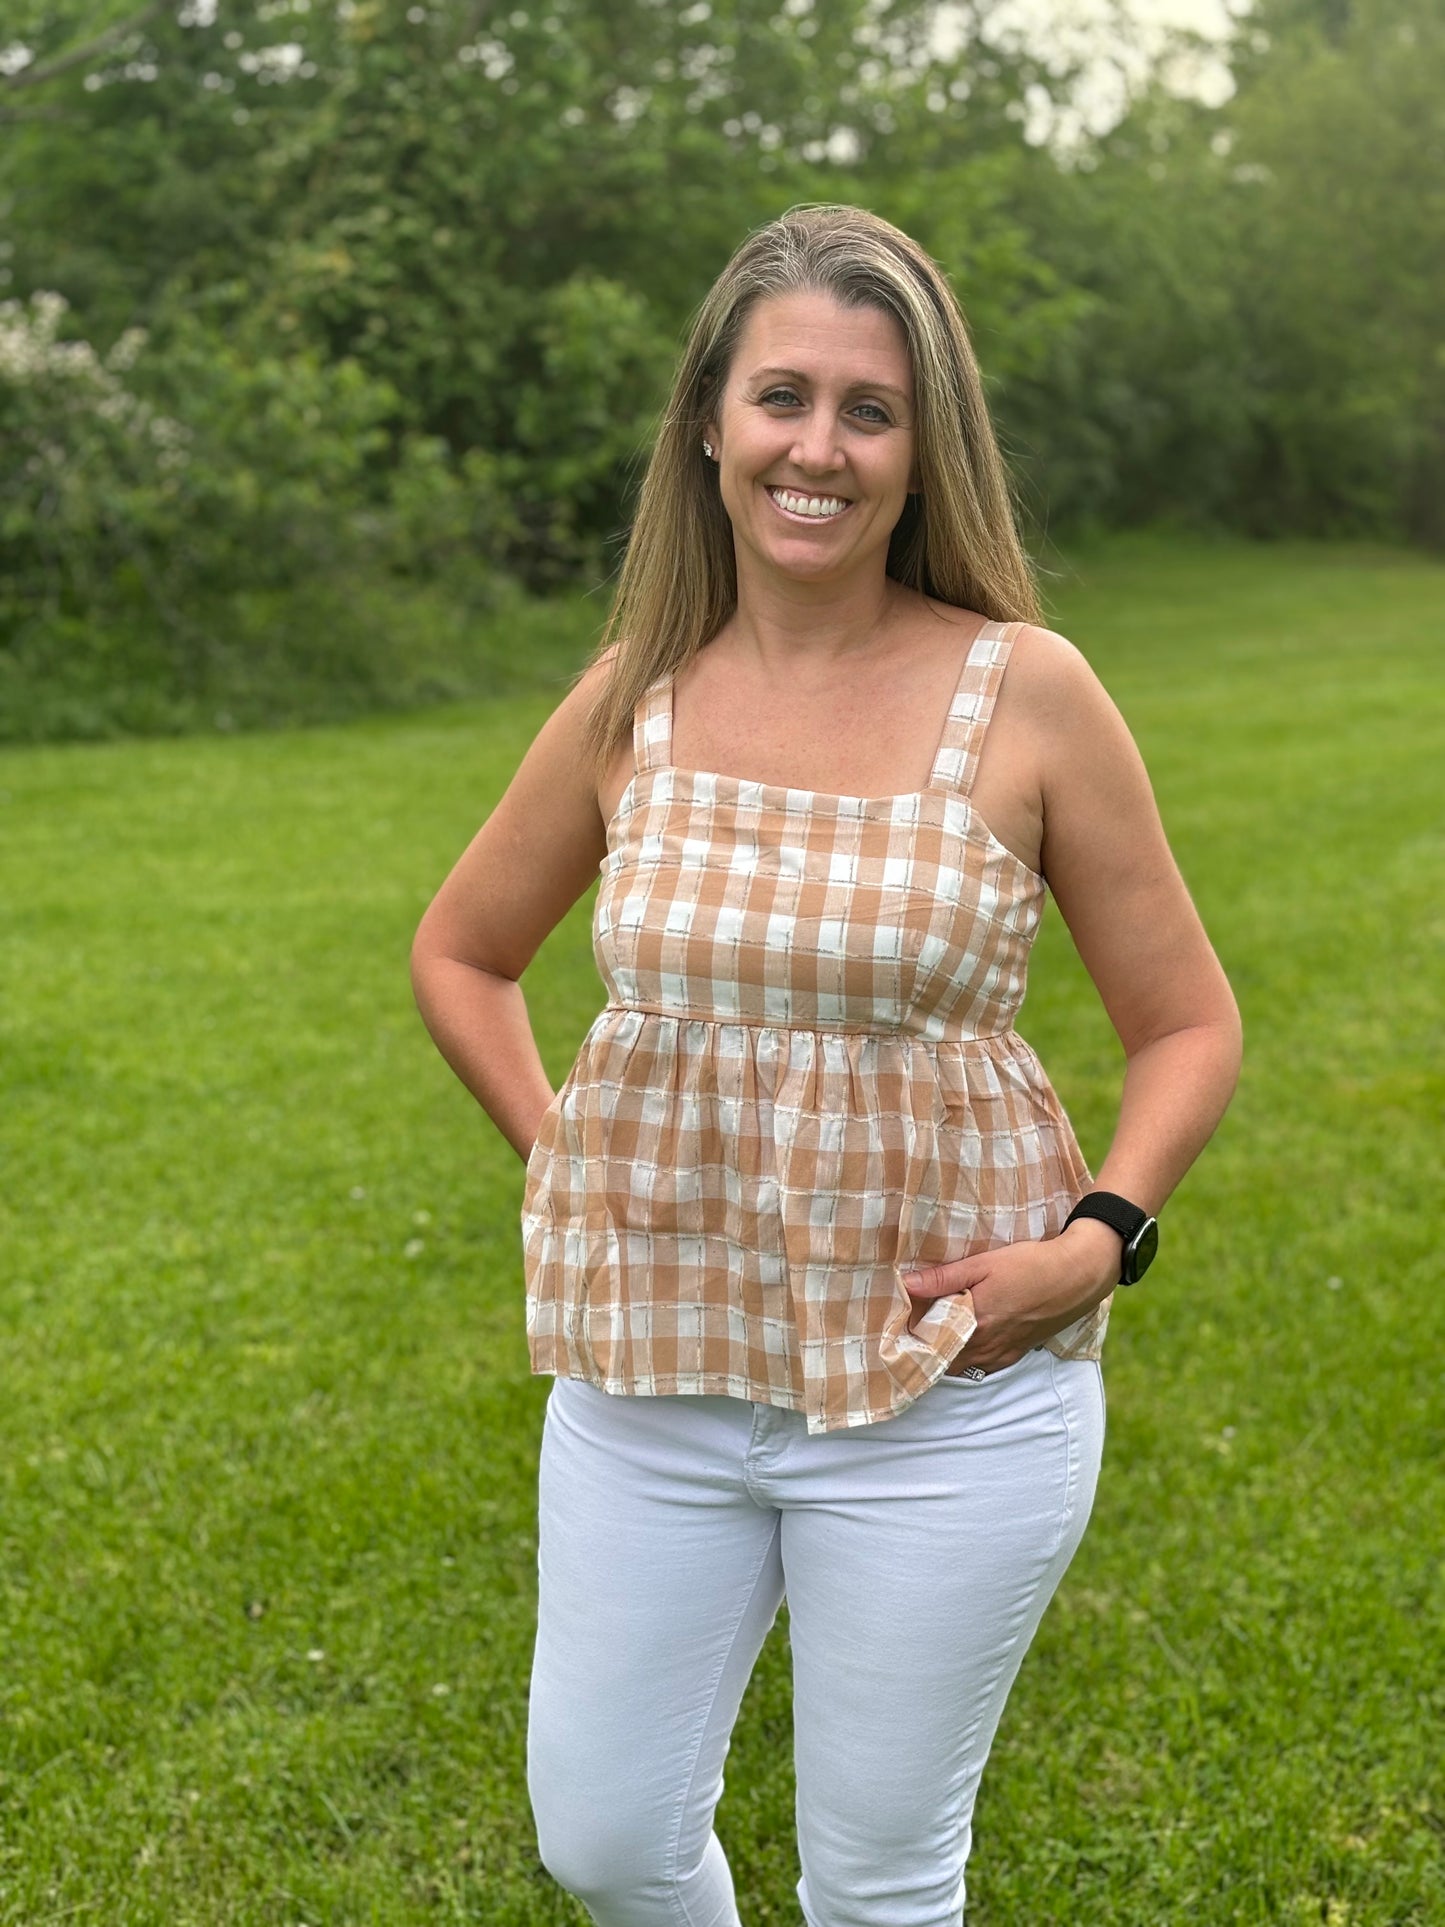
left=0, top=293, right=516, bottom=738
left=0, top=291, right=191, bottom=644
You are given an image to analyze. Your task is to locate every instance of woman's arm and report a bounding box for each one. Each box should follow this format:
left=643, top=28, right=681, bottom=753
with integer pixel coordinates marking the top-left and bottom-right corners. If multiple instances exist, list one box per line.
left=1037, top=623, right=1243, bottom=1271
left=903, top=626, right=1243, bottom=1364
left=410, top=656, right=615, bottom=1161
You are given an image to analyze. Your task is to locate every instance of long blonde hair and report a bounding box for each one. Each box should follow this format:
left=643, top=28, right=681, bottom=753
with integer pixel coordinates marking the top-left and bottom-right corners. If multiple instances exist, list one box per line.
left=579, top=202, right=1043, bottom=782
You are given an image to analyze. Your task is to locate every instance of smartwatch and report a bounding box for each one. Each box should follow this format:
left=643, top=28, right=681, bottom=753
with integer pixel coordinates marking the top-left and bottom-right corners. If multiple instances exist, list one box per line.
left=1062, top=1191, right=1159, bottom=1287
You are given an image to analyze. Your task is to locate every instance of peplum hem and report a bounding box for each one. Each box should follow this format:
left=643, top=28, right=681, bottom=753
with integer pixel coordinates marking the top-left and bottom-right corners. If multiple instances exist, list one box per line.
left=522, top=1002, right=1109, bottom=1435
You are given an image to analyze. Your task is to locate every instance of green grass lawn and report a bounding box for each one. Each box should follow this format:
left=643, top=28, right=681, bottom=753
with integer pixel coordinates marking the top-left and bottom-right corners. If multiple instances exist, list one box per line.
left=2, top=531, right=1441, bottom=1925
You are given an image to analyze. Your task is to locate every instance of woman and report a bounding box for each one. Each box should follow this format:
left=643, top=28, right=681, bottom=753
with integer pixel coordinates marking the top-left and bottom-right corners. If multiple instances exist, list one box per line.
left=412, top=205, right=1242, bottom=1925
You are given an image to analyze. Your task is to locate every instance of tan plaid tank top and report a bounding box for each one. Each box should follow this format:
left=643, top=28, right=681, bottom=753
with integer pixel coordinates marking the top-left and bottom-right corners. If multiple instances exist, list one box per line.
left=522, top=619, right=1109, bottom=1434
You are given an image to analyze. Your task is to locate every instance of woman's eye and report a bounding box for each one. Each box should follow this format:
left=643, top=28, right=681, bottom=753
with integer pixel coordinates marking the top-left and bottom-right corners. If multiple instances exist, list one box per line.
left=758, top=389, right=890, bottom=425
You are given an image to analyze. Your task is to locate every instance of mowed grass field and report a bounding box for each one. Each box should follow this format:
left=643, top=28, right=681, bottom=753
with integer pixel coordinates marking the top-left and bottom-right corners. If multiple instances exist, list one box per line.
left=2, top=532, right=1441, bottom=1925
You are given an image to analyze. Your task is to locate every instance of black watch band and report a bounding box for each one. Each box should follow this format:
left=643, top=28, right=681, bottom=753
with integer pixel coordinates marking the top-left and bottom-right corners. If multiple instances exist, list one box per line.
left=1062, top=1191, right=1159, bottom=1287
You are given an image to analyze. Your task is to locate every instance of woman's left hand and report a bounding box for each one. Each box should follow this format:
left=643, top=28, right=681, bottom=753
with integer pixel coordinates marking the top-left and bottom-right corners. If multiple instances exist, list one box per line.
left=899, top=1220, right=1121, bottom=1375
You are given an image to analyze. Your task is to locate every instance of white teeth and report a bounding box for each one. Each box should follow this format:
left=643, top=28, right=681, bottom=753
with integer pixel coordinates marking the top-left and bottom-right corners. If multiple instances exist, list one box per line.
left=769, top=487, right=849, bottom=519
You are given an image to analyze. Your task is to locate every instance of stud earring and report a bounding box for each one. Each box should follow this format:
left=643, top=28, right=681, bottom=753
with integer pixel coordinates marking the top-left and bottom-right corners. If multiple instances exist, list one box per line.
left=703, top=441, right=715, bottom=459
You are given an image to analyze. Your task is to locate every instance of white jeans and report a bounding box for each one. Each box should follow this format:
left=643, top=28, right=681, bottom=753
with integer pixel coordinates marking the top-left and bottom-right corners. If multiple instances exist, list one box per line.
left=527, top=1346, right=1105, bottom=1927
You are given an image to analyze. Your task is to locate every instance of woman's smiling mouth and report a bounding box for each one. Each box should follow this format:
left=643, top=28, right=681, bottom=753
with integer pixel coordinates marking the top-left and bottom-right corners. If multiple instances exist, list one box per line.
left=764, top=485, right=853, bottom=522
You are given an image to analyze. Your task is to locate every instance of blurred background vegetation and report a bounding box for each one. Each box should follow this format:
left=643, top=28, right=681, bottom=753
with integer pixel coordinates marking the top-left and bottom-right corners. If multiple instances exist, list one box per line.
left=1, top=0, right=1441, bottom=741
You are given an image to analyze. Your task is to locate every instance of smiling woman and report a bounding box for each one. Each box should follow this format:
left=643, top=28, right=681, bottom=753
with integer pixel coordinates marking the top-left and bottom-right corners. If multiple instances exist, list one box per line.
left=706, top=293, right=917, bottom=570
left=572, top=204, right=1045, bottom=770
left=410, top=203, right=1242, bottom=1925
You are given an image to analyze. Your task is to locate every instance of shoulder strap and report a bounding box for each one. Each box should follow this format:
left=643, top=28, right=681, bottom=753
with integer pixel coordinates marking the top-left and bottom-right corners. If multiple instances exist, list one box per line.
left=928, top=620, right=1021, bottom=797
left=631, top=671, right=674, bottom=776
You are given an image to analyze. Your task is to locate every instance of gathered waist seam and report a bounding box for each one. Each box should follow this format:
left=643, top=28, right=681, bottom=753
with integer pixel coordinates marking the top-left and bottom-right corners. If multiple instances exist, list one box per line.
left=596, top=999, right=1016, bottom=1045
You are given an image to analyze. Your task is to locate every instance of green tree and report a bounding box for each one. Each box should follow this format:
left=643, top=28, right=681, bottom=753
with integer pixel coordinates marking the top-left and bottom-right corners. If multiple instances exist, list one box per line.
left=5, top=2, right=1103, bottom=585
left=1222, top=0, right=1445, bottom=540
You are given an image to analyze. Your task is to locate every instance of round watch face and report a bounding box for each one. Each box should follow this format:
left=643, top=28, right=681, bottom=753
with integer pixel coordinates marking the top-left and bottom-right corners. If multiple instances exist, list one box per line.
left=1124, top=1218, right=1160, bottom=1284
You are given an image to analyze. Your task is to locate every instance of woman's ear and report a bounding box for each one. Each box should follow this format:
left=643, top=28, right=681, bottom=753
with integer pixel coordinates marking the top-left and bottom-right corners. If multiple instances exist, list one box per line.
left=699, top=373, right=722, bottom=462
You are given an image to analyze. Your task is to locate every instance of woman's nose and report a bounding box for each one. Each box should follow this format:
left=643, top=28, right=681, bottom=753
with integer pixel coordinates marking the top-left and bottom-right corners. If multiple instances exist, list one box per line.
left=790, top=417, right=846, bottom=474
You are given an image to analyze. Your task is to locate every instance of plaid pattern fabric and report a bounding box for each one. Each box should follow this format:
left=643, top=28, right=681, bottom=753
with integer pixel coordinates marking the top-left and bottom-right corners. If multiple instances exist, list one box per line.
left=523, top=621, right=1109, bottom=1434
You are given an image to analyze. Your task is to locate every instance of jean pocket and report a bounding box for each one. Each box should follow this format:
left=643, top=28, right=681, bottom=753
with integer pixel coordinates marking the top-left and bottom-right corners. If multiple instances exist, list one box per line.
left=937, top=1344, right=1041, bottom=1386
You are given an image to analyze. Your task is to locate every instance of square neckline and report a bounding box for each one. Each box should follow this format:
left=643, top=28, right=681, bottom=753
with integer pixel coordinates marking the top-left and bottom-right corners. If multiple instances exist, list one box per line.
left=661, top=620, right=992, bottom=807
left=638, top=622, right=1042, bottom=880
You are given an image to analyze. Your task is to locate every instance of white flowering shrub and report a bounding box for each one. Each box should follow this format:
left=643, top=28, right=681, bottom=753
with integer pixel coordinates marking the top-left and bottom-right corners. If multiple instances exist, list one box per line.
left=0, top=294, right=509, bottom=727
left=0, top=291, right=384, bottom=627
left=0, top=293, right=192, bottom=625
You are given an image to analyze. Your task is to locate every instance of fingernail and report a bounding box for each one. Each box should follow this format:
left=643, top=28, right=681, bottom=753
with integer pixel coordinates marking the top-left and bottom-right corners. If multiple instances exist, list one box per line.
left=898, top=1270, right=921, bottom=1288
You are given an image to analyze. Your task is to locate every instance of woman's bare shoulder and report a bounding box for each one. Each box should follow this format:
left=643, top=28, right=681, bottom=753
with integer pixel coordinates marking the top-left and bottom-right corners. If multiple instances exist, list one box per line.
left=1009, top=618, right=1093, bottom=677
left=915, top=598, right=1092, bottom=685
left=1004, top=620, right=1115, bottom=729
left=480, top=641, right=625, bottom=833
left=568, top=637, right=624, bottom=701
left=532, top=639, right=625, bottom=757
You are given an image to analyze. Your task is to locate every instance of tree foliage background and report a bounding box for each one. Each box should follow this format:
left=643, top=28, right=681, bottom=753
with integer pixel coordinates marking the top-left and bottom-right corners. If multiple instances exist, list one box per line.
left=2, top=0, right=1440, bottom=737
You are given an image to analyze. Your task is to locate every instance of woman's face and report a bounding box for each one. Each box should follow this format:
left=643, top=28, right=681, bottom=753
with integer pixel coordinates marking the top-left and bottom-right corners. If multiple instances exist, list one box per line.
left=704, top=289, right=918, bottom=591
